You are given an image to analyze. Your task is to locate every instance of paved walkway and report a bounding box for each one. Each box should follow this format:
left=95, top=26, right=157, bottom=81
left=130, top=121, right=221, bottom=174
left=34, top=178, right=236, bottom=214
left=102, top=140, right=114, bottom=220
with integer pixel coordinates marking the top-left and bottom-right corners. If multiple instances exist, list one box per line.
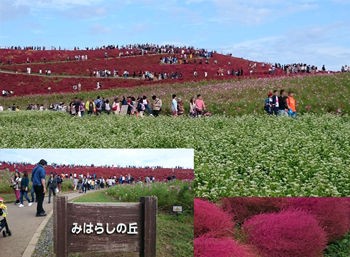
left=0, top=191, right=96, bottom=257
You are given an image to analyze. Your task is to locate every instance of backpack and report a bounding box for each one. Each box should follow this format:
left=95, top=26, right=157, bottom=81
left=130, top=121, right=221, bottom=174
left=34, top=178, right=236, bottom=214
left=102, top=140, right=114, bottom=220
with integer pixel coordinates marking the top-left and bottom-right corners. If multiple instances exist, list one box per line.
left=95, top=101, right=101, bottom=109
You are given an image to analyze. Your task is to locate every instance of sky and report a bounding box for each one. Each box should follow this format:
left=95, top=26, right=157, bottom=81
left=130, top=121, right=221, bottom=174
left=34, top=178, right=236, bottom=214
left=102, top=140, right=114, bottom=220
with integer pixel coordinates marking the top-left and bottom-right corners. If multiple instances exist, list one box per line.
left=0, top=0, right=349, bottom=70
left=0, top=149, right=194, bottom=168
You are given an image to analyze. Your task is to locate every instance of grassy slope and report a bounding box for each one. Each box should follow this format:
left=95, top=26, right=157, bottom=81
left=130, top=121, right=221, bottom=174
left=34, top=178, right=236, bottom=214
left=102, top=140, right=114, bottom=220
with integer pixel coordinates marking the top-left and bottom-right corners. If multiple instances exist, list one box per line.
left=73, top=190, right=193, bottom=257
left=1, top=73, right=349, bottom=116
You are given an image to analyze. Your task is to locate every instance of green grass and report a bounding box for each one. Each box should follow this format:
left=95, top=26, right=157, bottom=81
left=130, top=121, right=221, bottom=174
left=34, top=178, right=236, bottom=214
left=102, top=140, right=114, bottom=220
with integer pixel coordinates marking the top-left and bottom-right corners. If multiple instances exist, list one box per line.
left=106, top=181, right=193, bottom=213
left=73, top=188, right=193, bottom=257
left=72, top=190, right=117, bottom=203
left=324, top=232, right=350, bottom=257
left=1, top=73, right=349, bottom=116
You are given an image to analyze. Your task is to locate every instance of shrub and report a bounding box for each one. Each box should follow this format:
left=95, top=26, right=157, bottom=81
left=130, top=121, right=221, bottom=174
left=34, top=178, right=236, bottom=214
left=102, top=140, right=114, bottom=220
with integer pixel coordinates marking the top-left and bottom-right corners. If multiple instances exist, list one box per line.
left=243, top=210, right=327, bottom=257
left=221, top=197, right=283, bottom=223
left=107, top=181, right=193, bottom=212
left=194, top=236, right=257, bottom=257
left=282, top=197, right=350, bottom=242
left=194, top=198, right=234, bottom=238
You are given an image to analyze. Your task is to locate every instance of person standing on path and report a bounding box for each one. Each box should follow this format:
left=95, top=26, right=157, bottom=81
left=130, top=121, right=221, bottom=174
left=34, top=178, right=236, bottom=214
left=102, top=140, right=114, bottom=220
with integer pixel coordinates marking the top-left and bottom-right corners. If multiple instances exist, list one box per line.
left=19, top=171, right=33, bottom=207
left=47, top=173, right=58, bottom=204
left=31, top=159, right=47, bottom=217
left=11, top=171, right=21, bottom=205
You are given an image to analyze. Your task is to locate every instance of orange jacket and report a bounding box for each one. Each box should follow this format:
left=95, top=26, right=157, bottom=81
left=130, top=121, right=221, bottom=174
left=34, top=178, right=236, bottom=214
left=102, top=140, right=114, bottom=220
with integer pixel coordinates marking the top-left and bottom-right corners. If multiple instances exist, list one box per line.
left=287, top=96, right=296, bottom=112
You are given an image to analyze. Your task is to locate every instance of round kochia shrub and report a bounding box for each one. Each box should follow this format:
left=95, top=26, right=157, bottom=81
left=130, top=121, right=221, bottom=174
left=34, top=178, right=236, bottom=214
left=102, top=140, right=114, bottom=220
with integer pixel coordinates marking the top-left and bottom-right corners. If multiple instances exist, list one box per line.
left=243, top=210, right=327, bottom=257
left=221, top=197, right=283, bottom=223
left=282, top=197, right=350, bottom=242
left=194, top=236, right=257, bottom=257
left=194, top=198, right=234, bottom=238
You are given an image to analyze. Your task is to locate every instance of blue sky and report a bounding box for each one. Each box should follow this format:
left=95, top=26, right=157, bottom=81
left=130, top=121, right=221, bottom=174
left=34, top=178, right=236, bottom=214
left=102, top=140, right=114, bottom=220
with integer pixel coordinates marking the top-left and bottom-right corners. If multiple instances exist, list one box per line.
left=0, top=0, right=349, bottom=70
left=0, top=149, right=194, bottom=168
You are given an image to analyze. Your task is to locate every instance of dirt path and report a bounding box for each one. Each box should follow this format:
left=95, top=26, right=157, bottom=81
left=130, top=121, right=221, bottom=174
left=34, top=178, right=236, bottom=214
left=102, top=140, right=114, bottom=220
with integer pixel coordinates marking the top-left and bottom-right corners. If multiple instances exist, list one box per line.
left=0, top=191, right=96, bottom=257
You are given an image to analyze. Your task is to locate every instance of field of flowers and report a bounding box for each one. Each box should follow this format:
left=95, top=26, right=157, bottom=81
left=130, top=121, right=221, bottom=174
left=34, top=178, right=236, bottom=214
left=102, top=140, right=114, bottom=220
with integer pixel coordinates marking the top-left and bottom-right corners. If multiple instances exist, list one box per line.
left=194, top=197, right=350, bottom=257
left=1, top=72, right=349, bottom=115
left=0, top=111, right=349, bottom=198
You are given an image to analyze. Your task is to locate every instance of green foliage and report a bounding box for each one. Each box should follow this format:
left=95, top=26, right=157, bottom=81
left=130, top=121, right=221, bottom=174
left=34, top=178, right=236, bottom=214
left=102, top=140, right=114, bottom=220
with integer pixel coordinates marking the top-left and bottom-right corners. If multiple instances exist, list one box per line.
left=157, top=213, right=193, bottom=257
left=0, top=112, right=349, bottom=198
left=324, top=232, right=350, bottom=257
left=72, top=190, right=117, bottom=203
left=106, top=181, right=194, bottom=213
left=0, top=170, right=13, bottom=193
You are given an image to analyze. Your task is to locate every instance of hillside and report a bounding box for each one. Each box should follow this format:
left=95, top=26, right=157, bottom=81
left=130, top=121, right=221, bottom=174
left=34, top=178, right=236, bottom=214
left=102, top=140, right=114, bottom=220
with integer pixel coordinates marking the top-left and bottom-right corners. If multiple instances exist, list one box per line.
left=0, top=45, right=282, bottom=96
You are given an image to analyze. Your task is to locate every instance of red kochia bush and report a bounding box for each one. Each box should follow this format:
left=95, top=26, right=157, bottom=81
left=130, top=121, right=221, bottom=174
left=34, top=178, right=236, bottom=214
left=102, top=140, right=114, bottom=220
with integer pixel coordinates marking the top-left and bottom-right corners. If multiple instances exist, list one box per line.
left=194, top=198, right=234, bottom=238
left=282, top=197, right=350, bottom=242
left=243, top=210, right=327, bottom=257
left=194, top=236, right=257, bottom=257
left=221, top=197, right=283, bottom=223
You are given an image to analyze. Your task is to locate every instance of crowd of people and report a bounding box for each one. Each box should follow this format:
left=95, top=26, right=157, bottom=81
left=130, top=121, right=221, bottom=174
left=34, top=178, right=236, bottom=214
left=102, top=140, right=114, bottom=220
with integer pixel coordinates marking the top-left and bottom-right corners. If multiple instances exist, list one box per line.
left=7, top=159, right=178, bottom=216
left=273, top=63, right=324, bottom=74
left=264, top=89, right=297, bottom=117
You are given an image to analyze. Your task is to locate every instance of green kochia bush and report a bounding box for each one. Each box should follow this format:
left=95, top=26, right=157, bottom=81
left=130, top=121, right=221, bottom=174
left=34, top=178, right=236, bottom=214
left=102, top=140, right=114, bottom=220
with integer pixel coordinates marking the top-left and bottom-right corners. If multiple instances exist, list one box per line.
left=106, top=181, right=193, bottom=213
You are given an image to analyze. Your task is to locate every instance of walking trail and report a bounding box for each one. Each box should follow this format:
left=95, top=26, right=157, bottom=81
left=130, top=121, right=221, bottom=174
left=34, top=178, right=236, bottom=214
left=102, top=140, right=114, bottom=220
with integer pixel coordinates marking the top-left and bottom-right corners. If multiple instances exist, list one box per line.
left=0, top=190, right=96, bottom=257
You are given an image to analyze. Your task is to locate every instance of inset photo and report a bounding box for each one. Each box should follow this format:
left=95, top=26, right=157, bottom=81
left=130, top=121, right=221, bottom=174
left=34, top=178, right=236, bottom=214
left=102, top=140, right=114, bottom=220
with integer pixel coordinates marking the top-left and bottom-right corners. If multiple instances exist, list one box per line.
left=194, top=197, right=350, bottom=257
left=0, top=149, right=194, bottom=257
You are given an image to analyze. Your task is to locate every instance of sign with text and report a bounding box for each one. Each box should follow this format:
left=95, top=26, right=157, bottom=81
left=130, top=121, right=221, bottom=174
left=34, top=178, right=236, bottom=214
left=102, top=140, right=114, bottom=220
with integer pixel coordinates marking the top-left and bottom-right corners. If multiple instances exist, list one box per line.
left=54, top=196, right=157, bottom=257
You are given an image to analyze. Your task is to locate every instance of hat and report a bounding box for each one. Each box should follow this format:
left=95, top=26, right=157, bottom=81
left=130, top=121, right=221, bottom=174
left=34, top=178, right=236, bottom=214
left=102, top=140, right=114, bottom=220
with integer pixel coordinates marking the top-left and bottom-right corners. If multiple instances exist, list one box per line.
left=0, top=197, right=4, bottom=202
left=38, top=159, right=48, bottom=166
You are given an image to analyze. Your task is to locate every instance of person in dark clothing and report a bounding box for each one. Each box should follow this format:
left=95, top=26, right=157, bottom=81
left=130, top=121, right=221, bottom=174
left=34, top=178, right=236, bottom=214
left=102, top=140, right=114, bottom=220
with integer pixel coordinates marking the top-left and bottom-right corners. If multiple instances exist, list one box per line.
left=31, top=159, right=47, bottom=217
left=19, top=171, right=33, bottom=207
left=278, top=89, right=288, bottom=116
left=271, top=90, right=280, bottom=116
left=47, top=173, right=57, bottom=204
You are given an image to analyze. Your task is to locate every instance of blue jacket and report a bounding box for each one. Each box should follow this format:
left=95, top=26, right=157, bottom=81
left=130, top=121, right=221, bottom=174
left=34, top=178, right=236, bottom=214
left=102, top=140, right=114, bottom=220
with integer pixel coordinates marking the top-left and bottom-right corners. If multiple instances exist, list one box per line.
left=31, top=165, right=46, bottom=186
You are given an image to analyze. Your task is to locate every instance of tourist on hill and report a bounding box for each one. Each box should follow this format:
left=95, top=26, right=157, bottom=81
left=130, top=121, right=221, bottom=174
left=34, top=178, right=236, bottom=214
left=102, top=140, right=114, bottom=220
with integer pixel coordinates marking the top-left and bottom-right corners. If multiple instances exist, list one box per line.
left=151, top=95, right=162, bottom=117
left=195, top=94, right=206, bottom=116
left=278, top=89, right=288, bottom=116
left=287, top=91, right=297, bottom=118
left=85, top=99, right=95, bottom=115
left=47, top=173, right=58, bottom=204
left=171, top=94, right=178, bottom=116
left=271, top=90, right=279, bottom=116
left=19, top=171, right=33, bottom=207
left=11, top=171, right=21, bottom=205
left=112, top=97, right=120, bottom=114
left=32, top=159, right=47, bottom=217
left=94, top=96, right=103, bottom=115
left=143, top=95, right=152, bottom=115
left=177, top=98, right=184, bottom=115
left=264, top=92, right=273, bottom=115
left=137, top=97, right=146, bottom=117
left=189, top=97, right=197, bottom=117
left=104, top=99, right=111, bottom=115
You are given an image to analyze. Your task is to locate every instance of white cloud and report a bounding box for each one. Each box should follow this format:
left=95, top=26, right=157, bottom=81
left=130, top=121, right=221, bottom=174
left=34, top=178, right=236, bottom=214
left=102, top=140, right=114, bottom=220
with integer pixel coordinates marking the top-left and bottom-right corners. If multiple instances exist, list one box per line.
left=209, top=0, right=318, bottom=25
left=219, top=23, right=349, bottom=70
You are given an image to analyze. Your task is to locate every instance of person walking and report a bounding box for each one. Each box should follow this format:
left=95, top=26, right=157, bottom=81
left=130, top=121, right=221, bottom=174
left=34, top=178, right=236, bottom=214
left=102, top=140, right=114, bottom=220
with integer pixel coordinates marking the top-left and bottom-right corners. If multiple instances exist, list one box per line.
left=47, top=173, right=58, bottom=204
left=171, top=94, right=178, bottom=116
left=151, top=95, right=162, bottom=117
left=31, top=159, right=47, bottom=217
left=19, top=171, right=33, bottom=207
left=11, top=171, right=21, bottom=205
